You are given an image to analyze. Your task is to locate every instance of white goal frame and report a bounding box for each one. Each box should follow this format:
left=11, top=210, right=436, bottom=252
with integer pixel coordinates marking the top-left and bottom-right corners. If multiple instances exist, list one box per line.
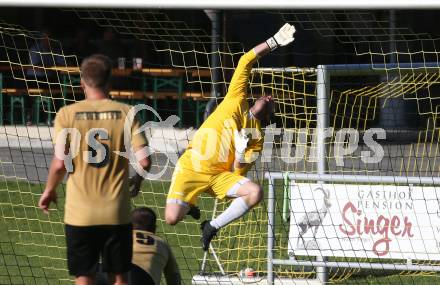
left=0, top=0, right=440, bottom=9
left=263, top=62, right=440, bottom=285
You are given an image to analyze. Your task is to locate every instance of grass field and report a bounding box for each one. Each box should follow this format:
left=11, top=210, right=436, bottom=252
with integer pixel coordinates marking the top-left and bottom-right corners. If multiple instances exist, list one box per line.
left=1, top=179, right=440, bottom=284
left=0, top=179, right=209, bottom=285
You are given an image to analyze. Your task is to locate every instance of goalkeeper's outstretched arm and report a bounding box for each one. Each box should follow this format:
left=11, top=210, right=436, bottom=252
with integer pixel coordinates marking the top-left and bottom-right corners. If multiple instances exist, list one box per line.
left=232, top=23, right=296, bottom=171
left=227, top=23, right=295, bottom=99
left=255, top=23, right=296, bottom=57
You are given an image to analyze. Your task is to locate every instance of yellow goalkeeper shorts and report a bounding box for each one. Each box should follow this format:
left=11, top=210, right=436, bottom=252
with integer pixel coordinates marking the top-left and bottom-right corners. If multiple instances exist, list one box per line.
left=167, top=166, right=249, bottom=205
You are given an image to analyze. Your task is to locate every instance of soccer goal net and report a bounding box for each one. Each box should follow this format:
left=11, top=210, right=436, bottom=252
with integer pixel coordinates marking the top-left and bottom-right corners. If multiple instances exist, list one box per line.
left=1, top=7, right=440, bottom=285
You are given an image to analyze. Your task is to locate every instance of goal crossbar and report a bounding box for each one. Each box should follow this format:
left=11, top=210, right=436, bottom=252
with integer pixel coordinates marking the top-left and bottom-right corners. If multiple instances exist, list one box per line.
left=1, top=0, right=440, bottom=9
left=253, top=62, right=440, bottom=76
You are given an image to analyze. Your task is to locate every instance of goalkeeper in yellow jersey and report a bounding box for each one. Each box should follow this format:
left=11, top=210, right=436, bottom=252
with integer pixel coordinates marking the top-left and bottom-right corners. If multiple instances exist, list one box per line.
left=165, top=23, right=296, bottom=251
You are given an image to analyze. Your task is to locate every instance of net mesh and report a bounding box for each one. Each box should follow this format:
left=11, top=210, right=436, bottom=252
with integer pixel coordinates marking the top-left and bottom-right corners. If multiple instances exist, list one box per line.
left=0, top=8, right=440, bottom=285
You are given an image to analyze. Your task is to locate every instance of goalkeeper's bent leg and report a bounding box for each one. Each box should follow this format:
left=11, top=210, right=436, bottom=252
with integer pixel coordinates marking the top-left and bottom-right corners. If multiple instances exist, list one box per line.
left=165, top=199, right=190, bottom=225
left=232, top=181, right=263, bottom=208
left=210, top=181, right=263, bottom=229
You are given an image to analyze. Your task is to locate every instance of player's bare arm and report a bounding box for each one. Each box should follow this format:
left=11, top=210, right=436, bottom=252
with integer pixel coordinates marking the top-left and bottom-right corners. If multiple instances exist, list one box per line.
left=39, top=146, right=68, bottom=214
left=129, top=145, right=152, bottom=197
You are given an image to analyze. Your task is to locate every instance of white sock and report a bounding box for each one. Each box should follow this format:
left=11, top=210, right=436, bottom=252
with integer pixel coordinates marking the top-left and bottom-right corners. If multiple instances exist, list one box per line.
left=210, top=197, right=249, bottom=229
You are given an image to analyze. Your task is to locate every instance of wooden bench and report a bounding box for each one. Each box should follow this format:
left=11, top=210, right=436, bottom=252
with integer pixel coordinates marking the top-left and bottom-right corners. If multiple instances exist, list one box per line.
left=109, top=90, right=145, bottom=100
left=0, top=65, right=216, bottom=126
left=1, top=88, right=68, bottom=96
left=191, top=69, right=212, bottom=78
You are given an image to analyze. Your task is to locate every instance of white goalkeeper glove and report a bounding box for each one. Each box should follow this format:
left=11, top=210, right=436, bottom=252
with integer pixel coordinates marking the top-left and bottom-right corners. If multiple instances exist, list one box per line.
left=266, top=23, right=296, bottom=51
left=234, top=129, right=249, bottom=162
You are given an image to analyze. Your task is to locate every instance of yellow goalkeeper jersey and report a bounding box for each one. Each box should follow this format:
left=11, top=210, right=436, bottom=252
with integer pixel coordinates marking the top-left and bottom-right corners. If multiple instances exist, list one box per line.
left=179, top=49, right=263, bottom=175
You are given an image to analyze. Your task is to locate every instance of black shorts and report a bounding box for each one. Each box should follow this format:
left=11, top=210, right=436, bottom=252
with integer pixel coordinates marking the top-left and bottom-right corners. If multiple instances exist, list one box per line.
left=65, top=224, right=132, bottom=277
left=129, top=264, right=155, bottom=285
